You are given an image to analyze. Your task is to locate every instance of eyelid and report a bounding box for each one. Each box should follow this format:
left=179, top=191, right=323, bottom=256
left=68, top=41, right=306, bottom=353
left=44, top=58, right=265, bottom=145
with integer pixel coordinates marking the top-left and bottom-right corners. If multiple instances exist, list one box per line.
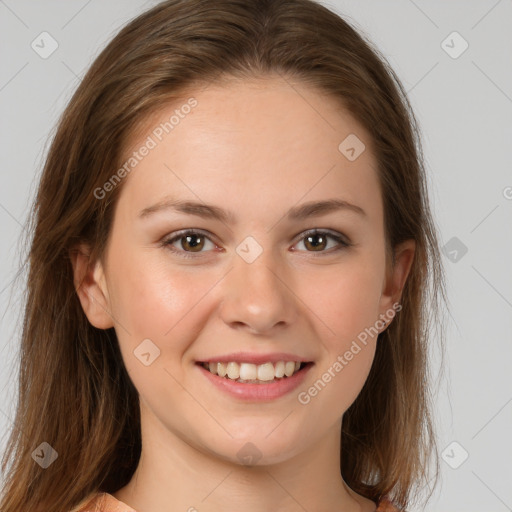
left=161, top=227, right=351, bottom=258
left=294, top=228, right=351, bottom=248
left=160, top=228, right=220, bottom=257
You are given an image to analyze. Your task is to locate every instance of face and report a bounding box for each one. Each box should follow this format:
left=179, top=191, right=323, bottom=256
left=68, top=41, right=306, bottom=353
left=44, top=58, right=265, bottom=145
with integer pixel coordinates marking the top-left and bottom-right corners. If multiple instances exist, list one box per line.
left=74, top=75, right=413, bottom=465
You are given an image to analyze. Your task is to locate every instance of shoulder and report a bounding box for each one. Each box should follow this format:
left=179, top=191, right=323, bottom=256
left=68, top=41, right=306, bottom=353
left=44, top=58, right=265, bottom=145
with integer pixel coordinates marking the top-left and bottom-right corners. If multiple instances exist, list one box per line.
left=70, top=492, right=137, bottom=512
left=376, top=495, right=403, bottom=511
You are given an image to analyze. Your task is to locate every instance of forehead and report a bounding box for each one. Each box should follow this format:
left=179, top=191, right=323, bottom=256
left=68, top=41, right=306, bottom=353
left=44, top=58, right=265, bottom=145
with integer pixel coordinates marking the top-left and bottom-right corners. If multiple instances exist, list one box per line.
left=115, top=76, right=382, bottom=222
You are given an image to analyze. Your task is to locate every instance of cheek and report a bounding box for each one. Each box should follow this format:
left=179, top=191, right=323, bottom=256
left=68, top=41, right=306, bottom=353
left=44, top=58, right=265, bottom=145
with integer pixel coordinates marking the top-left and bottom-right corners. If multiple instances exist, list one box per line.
left=108, top=256, right=210, bottom=403
left=107, top=249, right=211, bottom=355
left=315, top=343, right=376, bottom=421
left=304, top=257, right=385, bottom=346
left=298, top=254, right=383, bottom=408
left=301, top=272, right=380, bottom=418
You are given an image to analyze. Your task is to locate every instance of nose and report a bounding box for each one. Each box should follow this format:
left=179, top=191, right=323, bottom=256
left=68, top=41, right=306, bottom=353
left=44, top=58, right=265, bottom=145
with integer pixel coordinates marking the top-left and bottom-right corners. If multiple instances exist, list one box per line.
left=219, top=246, right=298, bottom=336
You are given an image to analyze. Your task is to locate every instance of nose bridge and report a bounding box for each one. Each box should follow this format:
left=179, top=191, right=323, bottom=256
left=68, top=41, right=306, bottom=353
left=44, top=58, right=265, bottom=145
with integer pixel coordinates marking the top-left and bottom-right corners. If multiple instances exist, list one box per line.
left=219, top=235, right=296, bottom=333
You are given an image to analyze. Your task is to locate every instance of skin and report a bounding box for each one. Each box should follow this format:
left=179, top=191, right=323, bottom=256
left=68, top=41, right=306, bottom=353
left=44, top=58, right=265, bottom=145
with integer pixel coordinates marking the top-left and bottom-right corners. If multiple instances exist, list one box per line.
left=72, top=75, right=414, bottom=512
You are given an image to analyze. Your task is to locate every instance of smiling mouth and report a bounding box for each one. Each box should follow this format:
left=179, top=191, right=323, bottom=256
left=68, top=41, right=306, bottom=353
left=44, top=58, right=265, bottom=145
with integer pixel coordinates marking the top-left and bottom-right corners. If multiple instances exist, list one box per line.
left=197, top=361, right=313, bottom=384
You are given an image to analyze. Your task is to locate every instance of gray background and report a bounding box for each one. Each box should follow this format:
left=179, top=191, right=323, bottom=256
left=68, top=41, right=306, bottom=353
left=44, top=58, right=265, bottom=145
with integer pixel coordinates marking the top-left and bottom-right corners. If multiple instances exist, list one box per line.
left=1, top=1, right=511, bottom=511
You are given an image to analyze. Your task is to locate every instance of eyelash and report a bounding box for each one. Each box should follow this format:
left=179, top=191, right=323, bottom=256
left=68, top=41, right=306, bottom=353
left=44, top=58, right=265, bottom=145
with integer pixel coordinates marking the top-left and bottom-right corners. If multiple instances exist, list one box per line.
left=161, top=229, right=351, bottom=259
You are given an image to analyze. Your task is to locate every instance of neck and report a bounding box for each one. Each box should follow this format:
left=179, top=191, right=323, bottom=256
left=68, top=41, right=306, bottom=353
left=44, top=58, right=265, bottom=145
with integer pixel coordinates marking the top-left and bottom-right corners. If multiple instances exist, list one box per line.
left=113, top=404, right=373, bottom=512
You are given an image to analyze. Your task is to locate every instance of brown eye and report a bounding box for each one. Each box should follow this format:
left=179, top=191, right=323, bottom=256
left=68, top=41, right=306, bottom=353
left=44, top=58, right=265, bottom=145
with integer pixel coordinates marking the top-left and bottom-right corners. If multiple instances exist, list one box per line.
left=303, top=232, right=328, bottom=251
left=295, top=229, right=350, bottom=254
left=163, top=230, right=216, bottom=258
left=180, top=233, right=205, bottom=252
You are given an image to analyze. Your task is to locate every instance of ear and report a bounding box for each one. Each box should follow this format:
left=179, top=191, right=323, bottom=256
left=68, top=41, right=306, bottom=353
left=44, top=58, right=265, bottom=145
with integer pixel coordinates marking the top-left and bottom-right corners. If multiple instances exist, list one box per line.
left=378, top=239, right=415, bottom=329
left=69, top=243, right=115, bottom=329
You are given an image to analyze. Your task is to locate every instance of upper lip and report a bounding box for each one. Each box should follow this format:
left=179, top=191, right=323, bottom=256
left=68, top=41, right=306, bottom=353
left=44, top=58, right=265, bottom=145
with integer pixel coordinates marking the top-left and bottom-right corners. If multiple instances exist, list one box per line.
left=196, top=352, right=313, bottom=365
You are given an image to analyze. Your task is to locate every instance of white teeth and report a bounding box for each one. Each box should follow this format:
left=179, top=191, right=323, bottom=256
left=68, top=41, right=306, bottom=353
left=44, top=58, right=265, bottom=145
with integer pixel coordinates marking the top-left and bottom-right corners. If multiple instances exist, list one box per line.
left=257, top=362, right=275, bottom=381
left=226, top=362, right=239, bottom=380
left=284, top=361, right=295, bottom=377
left=217, top=362, right=227, bottom=377
left=239, top=363, right=257, bottom=380
left=202, top=360, right=305, bottom=382
left=274, top=361, right=285, bottom=378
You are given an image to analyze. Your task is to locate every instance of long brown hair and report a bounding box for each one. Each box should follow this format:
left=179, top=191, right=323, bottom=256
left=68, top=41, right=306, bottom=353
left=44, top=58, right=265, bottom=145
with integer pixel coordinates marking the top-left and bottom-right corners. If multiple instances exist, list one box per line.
left=0, top=1, right=446, bottom=510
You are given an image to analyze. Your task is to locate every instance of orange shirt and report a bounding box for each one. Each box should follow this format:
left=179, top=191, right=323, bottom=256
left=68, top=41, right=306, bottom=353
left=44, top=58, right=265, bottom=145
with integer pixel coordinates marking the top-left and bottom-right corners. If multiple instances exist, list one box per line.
left=74, top=491, right=401, bottom=511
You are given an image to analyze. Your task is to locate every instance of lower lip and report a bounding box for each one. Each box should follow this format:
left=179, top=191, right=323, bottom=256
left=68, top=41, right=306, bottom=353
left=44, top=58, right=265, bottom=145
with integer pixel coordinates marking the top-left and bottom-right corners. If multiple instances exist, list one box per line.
left=196, top=362, right=314, bottom=402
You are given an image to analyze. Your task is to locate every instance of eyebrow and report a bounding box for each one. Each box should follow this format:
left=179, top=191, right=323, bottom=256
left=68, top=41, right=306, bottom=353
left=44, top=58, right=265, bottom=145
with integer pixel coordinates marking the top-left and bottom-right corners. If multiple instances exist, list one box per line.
left=138, top=197, right=366, bottom=223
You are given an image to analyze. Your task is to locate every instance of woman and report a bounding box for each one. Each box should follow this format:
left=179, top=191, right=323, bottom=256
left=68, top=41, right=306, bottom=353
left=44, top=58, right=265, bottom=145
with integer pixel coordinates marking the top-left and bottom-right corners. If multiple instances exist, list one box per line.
left=0, top=1, right=445, bottom=511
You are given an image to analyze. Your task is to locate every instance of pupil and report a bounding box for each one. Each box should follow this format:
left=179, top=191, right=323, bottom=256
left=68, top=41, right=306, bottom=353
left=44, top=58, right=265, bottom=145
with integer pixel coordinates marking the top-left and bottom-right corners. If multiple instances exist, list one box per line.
left=184, top=234, right=203, bottom=251
left=306, top=234, right=325, bottom=251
